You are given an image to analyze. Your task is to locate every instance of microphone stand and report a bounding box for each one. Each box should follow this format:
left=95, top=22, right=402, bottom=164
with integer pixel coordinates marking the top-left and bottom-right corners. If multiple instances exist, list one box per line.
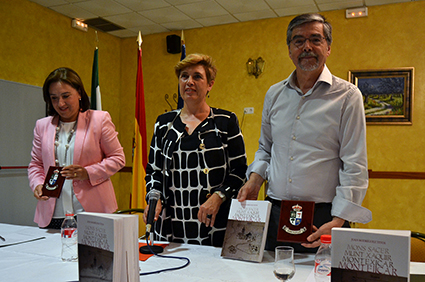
left=140, top=155, right=169, bottom=255
left=139, top=226, right=164, bottom=254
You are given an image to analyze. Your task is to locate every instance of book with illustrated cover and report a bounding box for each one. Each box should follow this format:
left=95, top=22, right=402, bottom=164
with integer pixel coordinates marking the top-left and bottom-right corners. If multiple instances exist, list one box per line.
left=331, top=228, right=411, bottom=282
left=78, top=212, right=139, bottom=282
left=221, top=199, right=272, bottom=263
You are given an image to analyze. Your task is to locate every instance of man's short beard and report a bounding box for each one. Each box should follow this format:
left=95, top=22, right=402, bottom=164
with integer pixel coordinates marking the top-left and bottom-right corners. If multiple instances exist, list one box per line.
left=299, top=59, right=319, bottom=71
left=298, top=52, right=319, bottom=71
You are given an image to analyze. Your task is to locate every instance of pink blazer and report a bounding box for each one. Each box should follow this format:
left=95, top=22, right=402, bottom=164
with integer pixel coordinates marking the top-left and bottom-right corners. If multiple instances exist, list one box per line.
left=28, top=110, right=125, bottom=227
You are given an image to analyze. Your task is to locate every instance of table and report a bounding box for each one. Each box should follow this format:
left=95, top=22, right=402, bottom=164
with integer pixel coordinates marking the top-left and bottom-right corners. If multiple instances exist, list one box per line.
left=0, top=223, right=76, bottom=282
left=0, top=223, right=424, bottom=282
left=0, top=223, right=314, bottom=281
left=140, top=243, right=315, bottom=281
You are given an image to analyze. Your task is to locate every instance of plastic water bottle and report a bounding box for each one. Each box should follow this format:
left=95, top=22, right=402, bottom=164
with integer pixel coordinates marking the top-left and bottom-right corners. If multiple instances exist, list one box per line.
left=61, top=213, right=78, bottom=261
left=314, top=234, right=332, bottom=282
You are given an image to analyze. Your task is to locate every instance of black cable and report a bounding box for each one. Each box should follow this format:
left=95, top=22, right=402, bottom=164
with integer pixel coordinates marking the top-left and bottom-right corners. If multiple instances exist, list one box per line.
left=139, top=236, right=191, bottom=276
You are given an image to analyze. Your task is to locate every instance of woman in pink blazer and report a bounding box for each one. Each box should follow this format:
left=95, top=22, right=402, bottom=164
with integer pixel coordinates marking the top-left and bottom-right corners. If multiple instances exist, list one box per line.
left=28, top=67, right=125, bottom=228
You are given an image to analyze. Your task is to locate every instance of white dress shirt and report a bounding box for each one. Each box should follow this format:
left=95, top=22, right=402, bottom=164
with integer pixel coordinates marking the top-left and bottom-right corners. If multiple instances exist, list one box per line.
left=247, top=65, right=372, bottom=224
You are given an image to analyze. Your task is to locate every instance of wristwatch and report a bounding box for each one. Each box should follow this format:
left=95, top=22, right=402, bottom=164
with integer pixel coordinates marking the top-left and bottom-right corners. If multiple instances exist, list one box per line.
left=214, top=191, right=226, bottom=202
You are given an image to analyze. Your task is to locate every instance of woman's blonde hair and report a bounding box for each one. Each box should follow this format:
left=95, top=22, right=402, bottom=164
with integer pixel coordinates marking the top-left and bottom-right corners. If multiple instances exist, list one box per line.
left=174, top=53, right=217, bottom=83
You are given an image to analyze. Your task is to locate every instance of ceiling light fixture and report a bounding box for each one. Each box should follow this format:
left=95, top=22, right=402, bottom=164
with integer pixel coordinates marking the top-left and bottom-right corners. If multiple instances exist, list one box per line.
left=346, top=7, right=368, bottom=19
left=72, top=19, right=88, bottom=32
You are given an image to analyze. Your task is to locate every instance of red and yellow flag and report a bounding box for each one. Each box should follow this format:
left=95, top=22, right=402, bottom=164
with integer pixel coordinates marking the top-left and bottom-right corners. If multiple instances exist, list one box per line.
left=131, top=32, right=148, bottom=210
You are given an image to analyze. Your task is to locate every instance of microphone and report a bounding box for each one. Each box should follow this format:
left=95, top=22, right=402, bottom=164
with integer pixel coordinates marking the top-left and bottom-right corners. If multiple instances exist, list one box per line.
left=146, top=190, right=161, bottom=234
left=140, top=189, right=164, bottom=255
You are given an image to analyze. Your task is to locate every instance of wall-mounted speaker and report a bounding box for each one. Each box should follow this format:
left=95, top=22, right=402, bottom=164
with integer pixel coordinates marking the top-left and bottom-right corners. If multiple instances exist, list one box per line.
left=166, top=35, right=181, bottom=54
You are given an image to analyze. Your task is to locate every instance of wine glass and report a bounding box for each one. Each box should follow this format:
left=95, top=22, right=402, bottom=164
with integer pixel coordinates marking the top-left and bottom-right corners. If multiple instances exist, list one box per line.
left=274, top=246, right=295, bottom=281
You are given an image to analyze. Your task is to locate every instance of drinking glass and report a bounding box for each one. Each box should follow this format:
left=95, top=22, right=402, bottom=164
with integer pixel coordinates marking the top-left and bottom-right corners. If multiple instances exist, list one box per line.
left=274, top=246, right=295, bottom=281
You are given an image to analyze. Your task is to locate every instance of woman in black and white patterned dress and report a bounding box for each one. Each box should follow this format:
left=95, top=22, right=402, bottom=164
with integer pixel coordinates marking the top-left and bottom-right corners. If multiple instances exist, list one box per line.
left=143, top=54, right=247, bottom=247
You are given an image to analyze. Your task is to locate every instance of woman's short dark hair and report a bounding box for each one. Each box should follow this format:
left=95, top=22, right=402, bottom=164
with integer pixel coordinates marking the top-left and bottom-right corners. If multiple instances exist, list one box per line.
left=286, top=13, right=332, bottom=46
left=42, top=67, right=90, bottom=116
left=174, top=53, right=217, bottom=84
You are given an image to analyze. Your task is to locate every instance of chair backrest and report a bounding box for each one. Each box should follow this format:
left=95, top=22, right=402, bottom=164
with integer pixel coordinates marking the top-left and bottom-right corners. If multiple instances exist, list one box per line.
left=411, top=231, right=425, bottom=262
left=115, top=208, right=145, bottom=214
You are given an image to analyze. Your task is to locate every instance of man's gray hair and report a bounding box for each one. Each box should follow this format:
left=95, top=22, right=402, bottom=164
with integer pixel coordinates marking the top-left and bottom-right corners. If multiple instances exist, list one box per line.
left=286, top=13, right=332, bottom=46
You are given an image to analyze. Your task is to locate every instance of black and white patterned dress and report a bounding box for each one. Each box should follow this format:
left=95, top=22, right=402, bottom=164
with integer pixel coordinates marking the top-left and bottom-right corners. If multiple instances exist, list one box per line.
left=145, top=108, right=247, bottom=247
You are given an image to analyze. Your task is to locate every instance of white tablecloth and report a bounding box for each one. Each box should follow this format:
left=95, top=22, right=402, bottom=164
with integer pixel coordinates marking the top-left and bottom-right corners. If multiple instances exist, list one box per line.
left=139, top=242, right=315, bottom=281
left=1, top=223, right=424, bottom=282
left=0, top=223, right=315, bottom=282
left=0, top=223, right=77, bottom=282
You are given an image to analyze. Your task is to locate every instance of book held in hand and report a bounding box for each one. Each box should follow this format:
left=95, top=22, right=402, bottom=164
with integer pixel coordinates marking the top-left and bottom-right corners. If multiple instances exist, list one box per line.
left=41, top=166, right=65, bottom=198
left=331, top=227, right=411, bottom=282
left=221, top=199, right=272, bottom=263
left=78, top=212, right=139, bottom=282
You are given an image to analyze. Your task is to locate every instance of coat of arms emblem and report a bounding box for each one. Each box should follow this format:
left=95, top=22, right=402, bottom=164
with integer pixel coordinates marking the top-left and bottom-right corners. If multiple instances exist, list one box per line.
left=289, top=204, right=302, bottom=226
left=46, top=169, right=60, bottom=190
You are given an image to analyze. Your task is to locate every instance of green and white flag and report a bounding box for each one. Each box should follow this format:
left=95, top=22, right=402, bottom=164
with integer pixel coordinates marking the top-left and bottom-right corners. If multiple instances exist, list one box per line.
left=90, top=47, right=102, bottom=110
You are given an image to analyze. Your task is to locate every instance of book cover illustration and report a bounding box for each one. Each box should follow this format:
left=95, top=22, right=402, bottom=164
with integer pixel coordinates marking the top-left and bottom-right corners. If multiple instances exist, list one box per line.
left=221, top=199, right=271, bottom=262
left=331, top=228, right=411, bottom=282
left=78, top=215, right=115, bottom=282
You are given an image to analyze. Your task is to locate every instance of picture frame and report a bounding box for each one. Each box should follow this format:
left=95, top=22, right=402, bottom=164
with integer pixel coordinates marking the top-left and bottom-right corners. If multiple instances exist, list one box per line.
left=348, top=68, right=414, bottom=125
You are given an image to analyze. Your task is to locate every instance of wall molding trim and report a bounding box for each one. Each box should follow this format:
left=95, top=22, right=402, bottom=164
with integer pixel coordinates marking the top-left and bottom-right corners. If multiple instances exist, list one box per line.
left=119, top=167, right=425, bottom=180
left=368, top=170, right=425, bottom=179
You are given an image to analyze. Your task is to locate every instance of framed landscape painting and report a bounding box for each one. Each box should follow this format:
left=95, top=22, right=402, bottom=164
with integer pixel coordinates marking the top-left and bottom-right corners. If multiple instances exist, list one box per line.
left=349, top=68, right=414, bottom=125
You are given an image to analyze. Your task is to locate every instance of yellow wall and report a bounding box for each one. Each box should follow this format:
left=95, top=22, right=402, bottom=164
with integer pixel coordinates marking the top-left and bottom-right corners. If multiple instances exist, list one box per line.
left=0, top=0, right=129, bottom=209
left=2, top=0, right=424, bottom=232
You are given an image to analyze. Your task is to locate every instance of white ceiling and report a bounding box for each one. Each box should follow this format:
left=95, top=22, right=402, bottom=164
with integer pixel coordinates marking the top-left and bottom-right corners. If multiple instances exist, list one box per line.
left=28, top=0, right=417, bottom=38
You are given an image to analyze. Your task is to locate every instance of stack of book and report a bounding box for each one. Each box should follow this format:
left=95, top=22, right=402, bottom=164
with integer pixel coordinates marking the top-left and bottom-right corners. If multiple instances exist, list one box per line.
left=78, top=212, right=139, bottom=282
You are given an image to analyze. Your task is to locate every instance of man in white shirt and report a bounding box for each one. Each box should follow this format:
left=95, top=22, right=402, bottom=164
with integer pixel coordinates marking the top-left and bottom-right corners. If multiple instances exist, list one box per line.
left=237, top=13, right=372, bottom=252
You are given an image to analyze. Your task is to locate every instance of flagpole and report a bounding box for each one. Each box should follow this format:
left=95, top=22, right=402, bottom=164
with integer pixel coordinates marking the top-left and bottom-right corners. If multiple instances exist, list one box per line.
left=137, top=31, right=142, bottom=50
left=177, top=30, right=186, bottom=109
left=95, top=30, right=99, bottom=49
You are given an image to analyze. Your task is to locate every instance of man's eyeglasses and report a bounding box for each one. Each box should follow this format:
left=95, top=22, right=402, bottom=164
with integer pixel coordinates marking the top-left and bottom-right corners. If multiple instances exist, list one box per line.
left=290, top=35, right=326, bottom=48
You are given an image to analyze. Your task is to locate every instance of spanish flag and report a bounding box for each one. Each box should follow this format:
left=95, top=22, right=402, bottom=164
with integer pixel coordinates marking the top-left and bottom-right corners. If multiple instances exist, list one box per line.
left=131, top=32, right=148, bottom=210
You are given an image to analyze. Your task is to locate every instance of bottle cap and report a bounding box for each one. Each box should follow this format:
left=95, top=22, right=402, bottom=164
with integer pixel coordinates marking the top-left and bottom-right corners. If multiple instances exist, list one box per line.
left=320, top=234, right=332, bottom=244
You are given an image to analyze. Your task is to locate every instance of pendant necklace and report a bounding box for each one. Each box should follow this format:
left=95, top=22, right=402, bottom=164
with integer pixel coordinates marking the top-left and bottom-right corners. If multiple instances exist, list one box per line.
left=54, top=118, right=78, bottom=167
